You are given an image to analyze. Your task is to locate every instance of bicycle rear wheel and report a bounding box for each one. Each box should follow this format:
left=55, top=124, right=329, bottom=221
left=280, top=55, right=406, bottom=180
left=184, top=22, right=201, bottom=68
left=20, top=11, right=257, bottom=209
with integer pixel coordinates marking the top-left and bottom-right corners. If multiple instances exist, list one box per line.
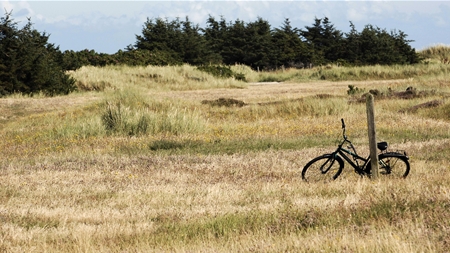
left=302, top=154, right=344, bottom=182
left=377, top=153, right=410, bottom=178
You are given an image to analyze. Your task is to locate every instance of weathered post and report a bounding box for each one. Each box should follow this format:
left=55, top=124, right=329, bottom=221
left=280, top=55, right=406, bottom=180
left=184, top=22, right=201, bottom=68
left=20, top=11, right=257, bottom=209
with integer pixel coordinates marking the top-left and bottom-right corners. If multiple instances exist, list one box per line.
left=366, top=94, right=379, bottom=179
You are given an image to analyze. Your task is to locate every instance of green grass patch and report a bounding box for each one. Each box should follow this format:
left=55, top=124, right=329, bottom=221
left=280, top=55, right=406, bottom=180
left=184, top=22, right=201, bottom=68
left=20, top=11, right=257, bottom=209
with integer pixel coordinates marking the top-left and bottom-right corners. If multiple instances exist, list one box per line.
left=145, top=137, right=332, bottom=155
left=305, top=63, right=450, bottom=81
left=6, top=213, right=60, bottom=230
left=142, top=196, right=450, bottom=249
left=151, top=207, right=318, bottom=244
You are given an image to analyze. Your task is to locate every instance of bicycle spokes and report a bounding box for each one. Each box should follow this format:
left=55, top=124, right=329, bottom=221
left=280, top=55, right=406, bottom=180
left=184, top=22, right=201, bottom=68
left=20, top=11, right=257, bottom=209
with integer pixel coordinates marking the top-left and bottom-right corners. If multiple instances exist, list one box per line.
left=379, top=159, right=392, bottom=175
left=378, top=155, right=410, bottom=178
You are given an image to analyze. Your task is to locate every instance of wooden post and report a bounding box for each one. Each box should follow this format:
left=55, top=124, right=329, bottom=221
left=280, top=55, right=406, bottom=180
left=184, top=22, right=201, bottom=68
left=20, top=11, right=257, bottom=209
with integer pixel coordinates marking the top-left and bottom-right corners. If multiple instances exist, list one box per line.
left=366, top=94, right=379, bottom=179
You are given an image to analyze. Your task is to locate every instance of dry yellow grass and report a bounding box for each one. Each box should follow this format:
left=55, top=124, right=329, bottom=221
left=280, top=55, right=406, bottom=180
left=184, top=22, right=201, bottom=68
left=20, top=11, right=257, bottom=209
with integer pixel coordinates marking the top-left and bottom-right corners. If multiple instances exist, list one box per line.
left=1, top=64, right=450, bottom=252
left=1, top=147, right=448, bottom=252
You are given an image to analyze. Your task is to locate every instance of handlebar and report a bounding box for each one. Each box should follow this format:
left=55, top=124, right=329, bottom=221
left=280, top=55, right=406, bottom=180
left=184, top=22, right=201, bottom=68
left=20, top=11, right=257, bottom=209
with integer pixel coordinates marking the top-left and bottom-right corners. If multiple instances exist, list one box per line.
left=341, top=118, right=346, bottom=129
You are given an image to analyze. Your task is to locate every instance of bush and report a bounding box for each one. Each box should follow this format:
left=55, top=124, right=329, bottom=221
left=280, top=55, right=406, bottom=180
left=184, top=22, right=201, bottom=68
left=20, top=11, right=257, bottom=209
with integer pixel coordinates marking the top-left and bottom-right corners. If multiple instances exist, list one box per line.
left=347, top=85, right=365, bottom=95
left=197, top=65, right=246, bottom=81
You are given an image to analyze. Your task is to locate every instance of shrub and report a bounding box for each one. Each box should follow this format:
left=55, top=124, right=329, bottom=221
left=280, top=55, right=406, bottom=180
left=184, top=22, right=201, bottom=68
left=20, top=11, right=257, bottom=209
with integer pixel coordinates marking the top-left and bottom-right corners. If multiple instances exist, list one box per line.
left=197, top=65, right=246, bottom=81
left=347, top=85, right=365, bottom=95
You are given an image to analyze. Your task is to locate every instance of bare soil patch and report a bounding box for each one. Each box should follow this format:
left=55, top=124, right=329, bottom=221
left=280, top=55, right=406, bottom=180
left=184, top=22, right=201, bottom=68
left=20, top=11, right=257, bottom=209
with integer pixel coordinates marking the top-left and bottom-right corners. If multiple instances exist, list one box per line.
left=399, top=99, right=445, bottom=113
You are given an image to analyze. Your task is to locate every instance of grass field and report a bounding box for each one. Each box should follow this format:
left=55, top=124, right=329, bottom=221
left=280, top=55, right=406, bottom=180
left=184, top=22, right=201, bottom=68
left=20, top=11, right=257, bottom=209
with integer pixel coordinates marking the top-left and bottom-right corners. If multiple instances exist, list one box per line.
left=1, top=62, right=450, bottom=252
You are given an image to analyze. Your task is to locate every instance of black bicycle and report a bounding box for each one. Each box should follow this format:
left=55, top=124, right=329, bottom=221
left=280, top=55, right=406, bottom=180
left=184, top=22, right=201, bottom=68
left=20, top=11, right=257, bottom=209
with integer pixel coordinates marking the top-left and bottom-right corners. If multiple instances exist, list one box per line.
left=302, top=119, right=410, bottom=182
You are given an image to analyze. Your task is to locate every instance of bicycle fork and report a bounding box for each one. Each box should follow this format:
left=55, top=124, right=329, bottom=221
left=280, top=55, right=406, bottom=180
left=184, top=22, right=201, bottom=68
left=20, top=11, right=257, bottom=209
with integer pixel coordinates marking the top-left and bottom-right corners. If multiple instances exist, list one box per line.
left=320, top=157, right=336, bottom=174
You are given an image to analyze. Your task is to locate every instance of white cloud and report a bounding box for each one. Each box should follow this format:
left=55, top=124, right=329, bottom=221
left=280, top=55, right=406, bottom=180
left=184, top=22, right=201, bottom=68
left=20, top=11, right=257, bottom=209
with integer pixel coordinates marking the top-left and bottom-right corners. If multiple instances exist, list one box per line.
left=2, top=0, right=449, bottom=53
left=0, top=1, right=14, bottom=13
left=346, top=6, right=367, bottom=22
left=1, top=0, right=35, bottom=22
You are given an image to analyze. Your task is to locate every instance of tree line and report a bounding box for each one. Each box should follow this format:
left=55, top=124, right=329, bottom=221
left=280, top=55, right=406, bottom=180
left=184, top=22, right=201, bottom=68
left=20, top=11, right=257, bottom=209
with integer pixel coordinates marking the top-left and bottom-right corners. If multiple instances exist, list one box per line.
left=64, top=16, right=420, bottom=70
left=1, top=12, right=420, bottom=96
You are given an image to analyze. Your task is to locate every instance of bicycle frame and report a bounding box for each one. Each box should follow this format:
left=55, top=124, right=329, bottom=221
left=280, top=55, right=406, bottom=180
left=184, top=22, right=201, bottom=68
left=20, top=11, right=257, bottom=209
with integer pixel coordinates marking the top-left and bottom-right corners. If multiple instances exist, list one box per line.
left=331, top=138, right=371, bottom=175
left=329, top=119, right=372, bottom=175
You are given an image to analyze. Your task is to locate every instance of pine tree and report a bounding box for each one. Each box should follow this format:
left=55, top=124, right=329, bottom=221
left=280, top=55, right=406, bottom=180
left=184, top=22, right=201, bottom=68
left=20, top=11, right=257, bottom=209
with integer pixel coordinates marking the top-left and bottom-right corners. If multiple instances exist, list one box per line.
left=220, top=19, right=247, bottom=66
left=217, top=17, right=275, bottom=70
left=242, top=17, right=274, bottom=70
left=272, top=18, right=308, bottom=68
left=343, top=22, right=362, bottom=65
left=300, top=17, right=326, bottom=65
left=203, top=15, right=228, bottom=64
left=179, top=17, right=218, bottom=65
left=300, top=17, right=344, bottom=65
left=0, top=11, right=75, bottom=97
left=134, top=17, right=183, bottom=64
left=134, top=17, right=219, bottom=65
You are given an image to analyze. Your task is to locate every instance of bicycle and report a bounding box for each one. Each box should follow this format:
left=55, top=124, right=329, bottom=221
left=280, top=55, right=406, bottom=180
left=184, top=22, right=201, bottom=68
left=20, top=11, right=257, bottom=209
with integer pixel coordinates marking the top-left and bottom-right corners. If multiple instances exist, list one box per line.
left=302, top=119, right=410, bottom=182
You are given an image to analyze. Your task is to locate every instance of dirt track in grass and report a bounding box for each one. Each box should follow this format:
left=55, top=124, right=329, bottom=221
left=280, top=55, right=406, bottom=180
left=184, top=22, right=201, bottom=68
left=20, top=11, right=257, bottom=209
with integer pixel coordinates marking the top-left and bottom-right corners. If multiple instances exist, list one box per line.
left=160, top=79, right=412, bottom=103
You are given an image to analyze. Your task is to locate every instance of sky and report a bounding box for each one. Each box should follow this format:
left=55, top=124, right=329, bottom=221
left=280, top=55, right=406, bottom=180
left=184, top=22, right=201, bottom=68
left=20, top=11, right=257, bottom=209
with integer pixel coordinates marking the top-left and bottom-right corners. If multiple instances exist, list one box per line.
left=2, top=1, right=450, bottom=54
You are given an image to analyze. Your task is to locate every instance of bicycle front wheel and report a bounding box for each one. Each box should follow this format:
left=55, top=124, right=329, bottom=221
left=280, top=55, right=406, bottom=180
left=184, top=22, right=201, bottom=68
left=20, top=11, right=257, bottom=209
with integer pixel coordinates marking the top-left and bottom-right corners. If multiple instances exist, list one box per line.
left=377, top=153, right=410, bottom=178
left=302, top=154, right=344, bottom=183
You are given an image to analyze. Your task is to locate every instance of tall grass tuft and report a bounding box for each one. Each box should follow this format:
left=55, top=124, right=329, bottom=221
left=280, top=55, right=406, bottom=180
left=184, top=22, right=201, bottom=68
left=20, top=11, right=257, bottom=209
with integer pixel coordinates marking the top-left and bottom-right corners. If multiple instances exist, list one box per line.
left=101, top=101, right=130, bottom=134
left=307, top=64, right=450, bottom=81
left=70, top=64, right=247, bottom=92
left=419, top=44, right=450, bottom=63
left=101, top=93, right=207, bottom=136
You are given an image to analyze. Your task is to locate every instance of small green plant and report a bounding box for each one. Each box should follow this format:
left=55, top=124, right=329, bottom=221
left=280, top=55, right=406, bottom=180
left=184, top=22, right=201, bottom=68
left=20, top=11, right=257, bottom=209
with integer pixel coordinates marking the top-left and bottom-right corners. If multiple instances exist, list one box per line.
left=201, top=98, right=246, bottom=107
left=347, top=85, right=365, bottom=95
left=197, top=65, right=246, bottom=81
left=233, top=72, right=246, bottom=81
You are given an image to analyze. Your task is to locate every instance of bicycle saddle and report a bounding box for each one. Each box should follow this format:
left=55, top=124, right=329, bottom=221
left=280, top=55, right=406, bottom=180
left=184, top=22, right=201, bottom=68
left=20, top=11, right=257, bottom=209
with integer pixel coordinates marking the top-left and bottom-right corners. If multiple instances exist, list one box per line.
left=377, top=141, right=388, bottom=151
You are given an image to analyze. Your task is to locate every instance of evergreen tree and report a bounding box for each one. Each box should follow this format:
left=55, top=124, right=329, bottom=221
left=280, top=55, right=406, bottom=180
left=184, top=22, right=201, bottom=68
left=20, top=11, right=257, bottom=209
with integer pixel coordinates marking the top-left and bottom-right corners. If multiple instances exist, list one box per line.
left=131, top=15, right=419, bottom=68
left=392, top=30, right=420, bottom=64
left=342, top=22, right=419, bottom=65
left=0, top=11, right=17, bottom=95
left=357, top=25, right=407, bottom=65
left=271, top=18, right=308, bottom=68
left=300, top=17, right=326, bottom=65
left=220, top=19, right=247, bottom=66
left=0, top=12, right=75, bottom=97
left=218, top=17, right=275, bottom=70
left=242, top=17, right=274, bottom=69
left=134, top=17, right=219, bottom=65
left=300, top=17, right=344, bottom=65
left=134, top=17, right=183, bottom=64
left=321, top=17, right=344, bottom=62
left=179, top=17, right=219, bottom=65
left=343, top=22, right=362, bottom=65
left=203, top=15, right=228, bottom=63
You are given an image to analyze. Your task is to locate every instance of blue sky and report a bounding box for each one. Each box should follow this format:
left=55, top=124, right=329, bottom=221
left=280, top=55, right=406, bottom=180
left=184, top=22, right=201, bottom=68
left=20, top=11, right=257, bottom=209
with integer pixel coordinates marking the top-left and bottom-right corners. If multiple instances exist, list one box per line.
left=2, top=1, right=450, bottom=54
